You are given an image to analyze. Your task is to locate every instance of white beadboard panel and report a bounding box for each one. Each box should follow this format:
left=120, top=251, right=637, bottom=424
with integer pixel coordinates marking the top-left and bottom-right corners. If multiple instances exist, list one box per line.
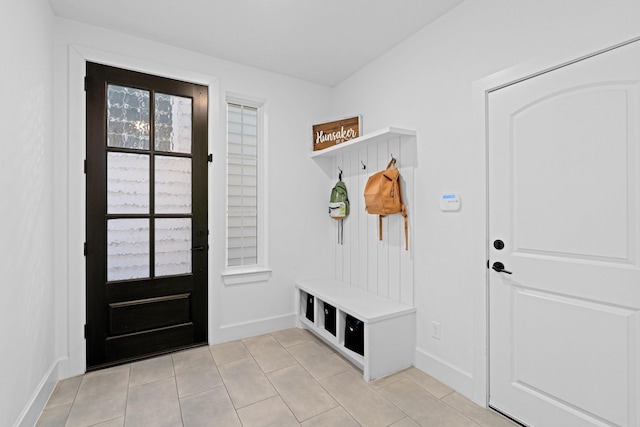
left=326, top=133, right=415, bottom=307
left=376, top=143, right=391, bottom=299
left=387, top=137, right=402, bottom=302
left=399, top=138, right=415, bottom=306
left=348, top=150, right=360, bottom=288
left=357, top=144, right=369, bottom=292
left=341, top=152, right=352, bottom=284
left=366, top=143, right=380, bottom=295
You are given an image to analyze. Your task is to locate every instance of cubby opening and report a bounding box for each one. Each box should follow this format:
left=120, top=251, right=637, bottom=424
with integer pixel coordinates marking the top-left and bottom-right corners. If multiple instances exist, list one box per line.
left=344, top=314, right=365, bottom=356
left=321, top=301, right=337, bottom=336
left=299, top=291, right=315, bottom=325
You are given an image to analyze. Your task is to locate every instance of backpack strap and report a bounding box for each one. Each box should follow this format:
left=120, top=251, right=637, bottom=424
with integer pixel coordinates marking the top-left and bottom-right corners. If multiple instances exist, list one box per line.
left=377, top=157, right=409, bottom=250
left=378, top=212, right=408, bottom=250
left=395, top=170, right=408, bottom=251
left=402, top=206, right=408, bottom=251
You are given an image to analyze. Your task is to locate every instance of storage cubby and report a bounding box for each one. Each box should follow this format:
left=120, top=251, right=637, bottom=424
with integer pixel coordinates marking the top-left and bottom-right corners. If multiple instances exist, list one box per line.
left=299, top=290, right=315, bottom=325
left=321, top=301, right=337, bottom=336
left=295, top=279, right=416, bottom=381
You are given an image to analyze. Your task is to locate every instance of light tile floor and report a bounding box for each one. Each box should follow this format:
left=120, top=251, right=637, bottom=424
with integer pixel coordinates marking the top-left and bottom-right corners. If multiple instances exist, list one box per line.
left=36, top=328, right=518, bottom=427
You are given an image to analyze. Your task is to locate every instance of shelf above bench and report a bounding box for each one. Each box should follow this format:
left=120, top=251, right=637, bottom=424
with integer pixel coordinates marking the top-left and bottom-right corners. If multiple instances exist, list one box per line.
left=310, top=127, right=416, bottom=159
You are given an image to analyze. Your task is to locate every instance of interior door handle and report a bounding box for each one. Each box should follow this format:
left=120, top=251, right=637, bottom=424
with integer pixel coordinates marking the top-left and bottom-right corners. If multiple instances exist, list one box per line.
left=492, top=262, right=512, bottom=274
left=191, top=246, right=205, bottom=251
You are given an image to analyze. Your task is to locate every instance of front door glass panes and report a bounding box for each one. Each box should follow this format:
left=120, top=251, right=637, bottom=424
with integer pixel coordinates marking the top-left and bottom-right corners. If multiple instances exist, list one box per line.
left=107, top=152, right=150, bottom=214
left=107, top=218, right=150, bottom=281
left=155, top=156, right=192, bottom=214
left=105, top=85, right=194, bottom=282
left=155, top=93, right=192, bottom=153
left=155, top=218, right=192, bottom=276
left=107, top=85, right=150, bottom=149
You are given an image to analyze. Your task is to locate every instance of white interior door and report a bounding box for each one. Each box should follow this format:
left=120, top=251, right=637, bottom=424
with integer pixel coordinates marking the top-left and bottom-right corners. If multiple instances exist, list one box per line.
left=488, top=40, right=640, bottom=427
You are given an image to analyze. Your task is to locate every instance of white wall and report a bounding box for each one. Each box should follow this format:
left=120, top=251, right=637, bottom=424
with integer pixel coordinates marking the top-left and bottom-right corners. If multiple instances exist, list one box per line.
left=0, top=1, right=57, bottom=426
left=53, top=18, right=333, bottom=378
left=330, top=0, right=640, bottom=402
left=13, top=2, right=640, bottom=422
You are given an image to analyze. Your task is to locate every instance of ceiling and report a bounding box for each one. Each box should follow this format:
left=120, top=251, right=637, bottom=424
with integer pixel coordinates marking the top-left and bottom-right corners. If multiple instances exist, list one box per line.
left=49, top=0, right=465, bottom=87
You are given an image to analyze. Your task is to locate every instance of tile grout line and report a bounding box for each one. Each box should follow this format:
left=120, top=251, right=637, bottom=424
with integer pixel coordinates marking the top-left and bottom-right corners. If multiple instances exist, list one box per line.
left=62, top=375, right=83, bottom=425
left=280, top=340, right=353, bottom=424
left=242, top=331, right=335, bottom=425
left=122, top=364, right=132, bottom=426
left=207, top=346, right=229, bottom=420
left=387, top=370, right=484, bottom=427
left=171, top=354, right=187, bottom=427
left=219, top=336, right=282, bottom=419
left=364, top=374, right=420, bottom=427
left=244, top=333, right=285, bottom=416
left=264, top=332, right=330, bottom=425
left=397, top=372, right=485, bottom=425
left=278, top=332, right=381, bottom=426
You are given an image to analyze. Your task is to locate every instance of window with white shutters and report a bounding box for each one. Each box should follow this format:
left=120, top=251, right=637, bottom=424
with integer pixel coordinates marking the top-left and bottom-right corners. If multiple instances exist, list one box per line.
left=227, top=103, right=258, bottom=267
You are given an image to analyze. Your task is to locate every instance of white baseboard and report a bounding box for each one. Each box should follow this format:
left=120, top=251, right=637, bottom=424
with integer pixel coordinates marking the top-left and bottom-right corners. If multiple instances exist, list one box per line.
left=210, top=313, right=297, bottom=344
left=14, top=358, right=61, bottom=427
left=414, top=347, right=475, bottom=402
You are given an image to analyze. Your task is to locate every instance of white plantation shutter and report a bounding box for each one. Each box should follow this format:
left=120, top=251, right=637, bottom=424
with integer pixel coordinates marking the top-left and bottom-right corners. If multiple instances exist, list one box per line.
left=227, top=103, right=258, bottom=266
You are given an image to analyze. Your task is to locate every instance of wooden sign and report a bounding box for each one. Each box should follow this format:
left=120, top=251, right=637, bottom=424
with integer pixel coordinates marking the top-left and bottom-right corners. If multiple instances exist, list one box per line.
left=312, top=116, right=361, bottom=151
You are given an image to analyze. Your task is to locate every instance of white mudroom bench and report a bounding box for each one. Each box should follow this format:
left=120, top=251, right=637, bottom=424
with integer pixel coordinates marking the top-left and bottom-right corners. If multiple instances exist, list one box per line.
left=295, top=278, right=416, bottom=381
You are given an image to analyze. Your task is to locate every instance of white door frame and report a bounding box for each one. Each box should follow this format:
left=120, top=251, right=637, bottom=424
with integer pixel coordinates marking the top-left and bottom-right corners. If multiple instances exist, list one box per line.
left=57, top=44, right=220, bottom=379
left=470, top=35, right=640, bottom=408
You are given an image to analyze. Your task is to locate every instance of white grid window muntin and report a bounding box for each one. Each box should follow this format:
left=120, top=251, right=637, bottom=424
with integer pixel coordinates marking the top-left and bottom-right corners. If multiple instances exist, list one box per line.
left=227, top=103, right=259, bottom=267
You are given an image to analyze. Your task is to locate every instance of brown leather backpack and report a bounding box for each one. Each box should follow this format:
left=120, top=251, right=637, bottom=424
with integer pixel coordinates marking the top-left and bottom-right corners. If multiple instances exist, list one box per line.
left=363, top=158, right=408, bottom=250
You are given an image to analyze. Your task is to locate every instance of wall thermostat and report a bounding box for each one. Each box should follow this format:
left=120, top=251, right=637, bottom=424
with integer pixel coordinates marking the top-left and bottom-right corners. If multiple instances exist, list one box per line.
left=440, top=193, right=461, bottom=211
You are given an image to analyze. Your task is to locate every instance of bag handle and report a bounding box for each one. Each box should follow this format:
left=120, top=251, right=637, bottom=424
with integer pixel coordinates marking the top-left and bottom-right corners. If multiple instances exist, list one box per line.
left=386, top=157, right=396, bottom=170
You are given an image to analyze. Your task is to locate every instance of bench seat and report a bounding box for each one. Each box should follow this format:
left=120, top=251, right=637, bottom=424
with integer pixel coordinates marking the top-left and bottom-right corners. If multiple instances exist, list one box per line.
left=295, top=278, right=416, bottom=381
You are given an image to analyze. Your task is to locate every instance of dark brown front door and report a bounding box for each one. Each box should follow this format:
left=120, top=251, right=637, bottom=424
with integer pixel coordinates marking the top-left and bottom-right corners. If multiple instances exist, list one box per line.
left=85, top=62, right=208, bottom=369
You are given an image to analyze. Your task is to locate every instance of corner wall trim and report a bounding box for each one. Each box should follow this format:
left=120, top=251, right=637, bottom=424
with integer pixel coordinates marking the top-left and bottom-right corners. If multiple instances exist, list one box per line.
left=211, top=313, right=297, bottom=344
left=14, top=358, right=62, bottom=427
left=414, top=348, right=474, bottom=403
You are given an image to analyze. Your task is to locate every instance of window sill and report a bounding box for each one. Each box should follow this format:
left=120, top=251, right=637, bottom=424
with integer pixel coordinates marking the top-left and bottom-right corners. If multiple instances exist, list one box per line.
left=221, top=266, right=272, bottom=286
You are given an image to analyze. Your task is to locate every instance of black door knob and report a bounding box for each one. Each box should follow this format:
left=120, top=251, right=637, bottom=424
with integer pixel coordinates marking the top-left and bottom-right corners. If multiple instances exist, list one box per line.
left=492, top=262, right=512, bottom=274
left=493, top=239, right=505, bottom=250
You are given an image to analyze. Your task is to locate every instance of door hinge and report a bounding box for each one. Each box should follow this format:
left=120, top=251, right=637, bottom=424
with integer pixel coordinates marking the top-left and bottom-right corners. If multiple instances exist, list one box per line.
left=84, top=159, right=87, bottom=174
left=486, top=260, right=490, bottom=269
left=84, top=76, right=87, bottom=91
left=84, top=242, right=87, bottom=256
left=207, top=154, right=213, bottom=163
left=84, top=324, right=88, bottom=339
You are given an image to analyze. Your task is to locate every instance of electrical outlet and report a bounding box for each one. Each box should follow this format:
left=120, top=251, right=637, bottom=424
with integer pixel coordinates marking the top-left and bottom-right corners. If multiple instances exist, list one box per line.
left=431, top=321, right=441, bottom=340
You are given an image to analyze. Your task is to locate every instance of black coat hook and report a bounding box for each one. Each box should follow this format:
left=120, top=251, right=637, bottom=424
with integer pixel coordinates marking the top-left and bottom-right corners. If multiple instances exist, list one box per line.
left=361, top=161, right=366, bottom=170
left=338, top=167, right=343, bottom=181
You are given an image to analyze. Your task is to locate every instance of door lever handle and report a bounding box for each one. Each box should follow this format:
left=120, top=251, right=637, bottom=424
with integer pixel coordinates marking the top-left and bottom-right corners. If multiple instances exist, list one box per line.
left=191, top=246, right=205, bottom=251
left=492, top=262, right=512, bottom=274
